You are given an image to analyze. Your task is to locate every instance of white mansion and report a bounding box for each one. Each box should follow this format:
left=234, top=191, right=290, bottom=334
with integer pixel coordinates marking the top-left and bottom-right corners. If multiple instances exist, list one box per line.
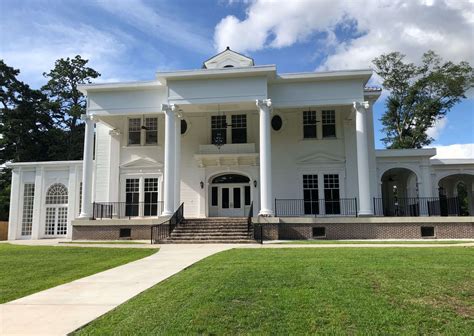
left=7, top=48, right=474, bottom=241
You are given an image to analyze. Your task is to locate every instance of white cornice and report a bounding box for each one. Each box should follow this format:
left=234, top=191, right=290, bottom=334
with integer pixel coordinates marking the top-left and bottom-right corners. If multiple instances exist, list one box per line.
left=78, top=80, right=163, bottom=94
left=376, top=149, right=437, bottom=158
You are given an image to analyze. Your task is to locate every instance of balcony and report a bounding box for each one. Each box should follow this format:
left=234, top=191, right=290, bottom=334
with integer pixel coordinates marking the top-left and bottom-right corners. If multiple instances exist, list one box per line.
left=194, top=143, right=258, bottom=167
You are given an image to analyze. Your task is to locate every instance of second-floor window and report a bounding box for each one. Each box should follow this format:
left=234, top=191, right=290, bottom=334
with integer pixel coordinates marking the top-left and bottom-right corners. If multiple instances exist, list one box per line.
left=211, top=116, right=227, bottom=145
left=231, top=114, right=247, bottom=143
left=322, top=110, right=336, bottom=138
left=128, top=117, right=158, bottom=146
left=303, top=111, right=317, bottom=139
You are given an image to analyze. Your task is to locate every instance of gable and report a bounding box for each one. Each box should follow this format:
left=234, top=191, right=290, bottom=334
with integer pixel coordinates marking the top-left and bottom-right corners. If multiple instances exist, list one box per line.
left=203, top=47, right=254, bottom=69
left=120, top=157, right=163, bottom=169
left=297, top=152, right=345, bottom=165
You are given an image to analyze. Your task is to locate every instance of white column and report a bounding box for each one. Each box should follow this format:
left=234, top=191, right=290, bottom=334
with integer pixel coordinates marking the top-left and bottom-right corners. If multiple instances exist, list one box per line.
left=174, top=114, right=181, bottom=209
left=257, top=99, right=274, bottom=216
left=31, top=167, right=44, bottom=239
left=79, top=114, right=95, bottom=219
left=162, top=104, right=176, bottom=216
left=354, top=102, right=373, bottom=216
left=66, top=166, right=77, bottom=239
left=7, top=168, right=21, bottom=240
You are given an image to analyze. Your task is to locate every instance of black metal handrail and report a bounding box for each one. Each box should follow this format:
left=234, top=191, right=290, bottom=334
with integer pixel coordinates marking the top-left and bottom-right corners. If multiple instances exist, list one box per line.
left=92, top=202, right=164, bottom=220
left=247, top=201, right=254, bottom=239
left=150, top=203, right=185, bottom=244
left=274, top=198, right=358, bottom=217
left=373, top=197, right=460, bottom=217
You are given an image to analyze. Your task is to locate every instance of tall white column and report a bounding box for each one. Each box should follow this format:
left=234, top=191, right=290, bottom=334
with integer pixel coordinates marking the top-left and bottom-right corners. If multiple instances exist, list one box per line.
left=79, top=114, right=95, bottom=219
left=257, top=99, right=274, bottom=216
left=354, top=102, right=373, bottom=216
left=174, top=114, right=181, bottom=209
left=7, top=168, right=21, bottom=240
left=162, top=104, right=176, bottom=216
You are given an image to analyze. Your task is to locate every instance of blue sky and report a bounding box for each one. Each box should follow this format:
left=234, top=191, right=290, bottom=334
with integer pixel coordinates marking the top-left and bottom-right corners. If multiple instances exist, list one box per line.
left=1, top=0, right=473, bottom=155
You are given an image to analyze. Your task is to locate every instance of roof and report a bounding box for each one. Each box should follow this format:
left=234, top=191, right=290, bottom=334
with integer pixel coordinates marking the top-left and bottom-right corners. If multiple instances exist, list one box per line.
left=376, top=148, right=437, bottom=158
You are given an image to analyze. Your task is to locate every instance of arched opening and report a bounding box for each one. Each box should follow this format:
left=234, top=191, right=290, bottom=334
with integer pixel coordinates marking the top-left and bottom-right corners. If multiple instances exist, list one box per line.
left=208, top=173, right=252, bottom=217
left=380, top=168, right=419, bottom=216
left=44, top=183, right=68, bottom=236
left=438, top=174, right=474, bottom=216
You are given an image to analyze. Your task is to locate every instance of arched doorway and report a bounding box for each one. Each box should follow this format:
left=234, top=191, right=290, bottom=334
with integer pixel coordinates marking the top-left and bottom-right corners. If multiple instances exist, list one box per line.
left=44, top=183, right=69, bottom=237
left=380, top=168, right=418, bottom=216
left=438, top=174, right=474, bottom=216
left=209, top=173, right=251, bottom=217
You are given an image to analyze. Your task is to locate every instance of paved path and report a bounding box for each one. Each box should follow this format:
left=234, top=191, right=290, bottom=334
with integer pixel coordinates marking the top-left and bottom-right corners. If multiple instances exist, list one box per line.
left=1, top=241, right=472, bottom=335
left=0, top=244, right=236, bottom=336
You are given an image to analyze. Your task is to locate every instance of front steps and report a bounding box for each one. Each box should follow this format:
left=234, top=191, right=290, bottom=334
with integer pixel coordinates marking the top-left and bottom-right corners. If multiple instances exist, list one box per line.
left=164, top=217, right=255, bottom=243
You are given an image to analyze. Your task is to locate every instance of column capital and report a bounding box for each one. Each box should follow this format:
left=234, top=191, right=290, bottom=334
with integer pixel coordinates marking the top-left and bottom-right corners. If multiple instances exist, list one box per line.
left=353, top=101, right=370, bottom=110
left=109, top=128, right=121, bottom=136
left=80, top=114, right=97, bottom=122
left=161, top=104, right=177, bottom=114
left=256, top=99, right=272, bottom=110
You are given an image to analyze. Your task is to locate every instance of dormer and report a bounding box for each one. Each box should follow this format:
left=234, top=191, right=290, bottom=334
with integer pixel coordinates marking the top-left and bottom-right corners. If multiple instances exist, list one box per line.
left=203, top=47, right=254, bottom=69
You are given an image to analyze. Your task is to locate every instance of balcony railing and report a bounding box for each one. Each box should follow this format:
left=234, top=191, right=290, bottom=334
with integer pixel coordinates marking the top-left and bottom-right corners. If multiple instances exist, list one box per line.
left=274, top=198, right=358, bottom=217
left=373, top=197, right=460, bottom=217
left=92, top=202, right=164, bottom=220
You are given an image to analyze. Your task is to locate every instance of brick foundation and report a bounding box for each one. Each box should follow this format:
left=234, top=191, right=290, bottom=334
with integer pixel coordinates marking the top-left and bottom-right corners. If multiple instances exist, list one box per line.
left=72, top=225, right=152, bottom=240
left=276, top=221, right=473, bottom=240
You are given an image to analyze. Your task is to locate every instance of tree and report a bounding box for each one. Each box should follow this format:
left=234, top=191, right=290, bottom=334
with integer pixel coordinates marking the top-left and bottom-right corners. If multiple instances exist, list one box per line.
left=42, top=55, right=100, bottom=160
left=373, top=51, right=473, bottom=149
left=0, top=60, right=56, bottom=220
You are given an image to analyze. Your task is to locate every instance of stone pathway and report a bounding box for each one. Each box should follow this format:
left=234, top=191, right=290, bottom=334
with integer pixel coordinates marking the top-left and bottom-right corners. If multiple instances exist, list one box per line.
left=1, top=241, right=472, bottom=335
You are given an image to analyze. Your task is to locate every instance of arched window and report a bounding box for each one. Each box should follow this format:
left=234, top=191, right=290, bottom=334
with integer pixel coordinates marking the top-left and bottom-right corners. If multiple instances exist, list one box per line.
left=46, top=183, right=68, bottom=204
left=212, top=174, right=250, bottom=184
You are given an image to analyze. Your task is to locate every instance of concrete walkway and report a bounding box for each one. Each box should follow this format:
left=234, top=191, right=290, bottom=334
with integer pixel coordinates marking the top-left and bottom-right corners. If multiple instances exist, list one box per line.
left=0, top=244, right=236, bottom=336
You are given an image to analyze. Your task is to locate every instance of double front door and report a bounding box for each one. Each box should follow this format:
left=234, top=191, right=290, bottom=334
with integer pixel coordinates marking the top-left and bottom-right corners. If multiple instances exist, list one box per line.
left=210, top=184, right=251, bottom=217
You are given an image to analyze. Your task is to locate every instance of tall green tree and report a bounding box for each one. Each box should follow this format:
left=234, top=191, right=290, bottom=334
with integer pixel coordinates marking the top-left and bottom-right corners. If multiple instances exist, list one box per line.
left=373, top=51, right=473, bottom=149
left=42, top=55, right=100, bottom=160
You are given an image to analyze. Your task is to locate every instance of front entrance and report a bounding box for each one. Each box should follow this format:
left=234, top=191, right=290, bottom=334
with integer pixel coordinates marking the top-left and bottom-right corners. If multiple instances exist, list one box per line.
left=209, top=174, right=251, bottom=217
left=44, top=183, right=69, bottom=237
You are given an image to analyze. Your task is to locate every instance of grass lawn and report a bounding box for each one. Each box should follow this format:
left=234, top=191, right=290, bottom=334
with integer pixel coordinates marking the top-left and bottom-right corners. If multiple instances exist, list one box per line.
left=0, top=244, right=156, bottom=303
left=60, top=241, right=146, bottom=245
left=76, top=247, right=473, bottom=335
left=275, top=240, right=473, bottom=244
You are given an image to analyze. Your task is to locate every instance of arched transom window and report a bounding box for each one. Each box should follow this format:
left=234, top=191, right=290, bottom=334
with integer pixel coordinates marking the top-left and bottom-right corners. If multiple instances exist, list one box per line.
left=46, top=183, right=68, bottom=204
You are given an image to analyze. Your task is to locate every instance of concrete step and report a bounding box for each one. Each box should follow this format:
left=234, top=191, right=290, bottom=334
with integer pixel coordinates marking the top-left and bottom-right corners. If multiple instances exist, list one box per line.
left=171, top=234, right=250, bottom=239
left=172, top=229, right=249, bottom=234
left=162, top=239, right=255, bottom=244
left=177, top=225, right=249, bottom=230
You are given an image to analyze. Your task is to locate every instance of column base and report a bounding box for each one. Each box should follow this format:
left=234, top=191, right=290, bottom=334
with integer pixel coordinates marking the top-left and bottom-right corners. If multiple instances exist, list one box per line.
left=258, top=209, right=274, bottom=217
left=78, top=213, right=92, bottom=220
left=161, top=210, right=174, bottom=216
left=358, top=210, right=374, bottom=217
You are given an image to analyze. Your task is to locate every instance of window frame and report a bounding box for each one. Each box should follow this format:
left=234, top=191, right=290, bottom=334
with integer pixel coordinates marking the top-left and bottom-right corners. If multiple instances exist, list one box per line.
left=303, top=110, right=317, bottom=139
left=127, top=117, right=159, bottom=146
left=322, top=110, right=336, bottom=138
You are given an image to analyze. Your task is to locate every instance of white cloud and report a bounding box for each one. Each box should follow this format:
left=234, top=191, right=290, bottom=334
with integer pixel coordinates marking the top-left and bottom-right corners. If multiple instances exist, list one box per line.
left=214, top=0, right=474, bottom=71
left=433, top=144, right=474, bottom=159
left=426, top=117, right=448, bottom=140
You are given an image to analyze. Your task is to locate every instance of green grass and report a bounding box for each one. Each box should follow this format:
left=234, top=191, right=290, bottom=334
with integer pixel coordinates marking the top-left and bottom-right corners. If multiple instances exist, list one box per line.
left=76, top=247, right=474, bottom=335
left=61, top=241, right=146, bottom=245
left=276, top=240, right=473, bottom=244
left=0, top=244, right=156, bottom=303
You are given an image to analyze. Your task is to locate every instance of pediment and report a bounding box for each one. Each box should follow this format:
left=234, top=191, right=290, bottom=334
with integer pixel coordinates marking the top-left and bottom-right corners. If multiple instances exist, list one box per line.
left=120, top=157, right=163, bottom=169
left=297, top=152, right=345, bottom=165
left=203, top=47, right=254, bottom=69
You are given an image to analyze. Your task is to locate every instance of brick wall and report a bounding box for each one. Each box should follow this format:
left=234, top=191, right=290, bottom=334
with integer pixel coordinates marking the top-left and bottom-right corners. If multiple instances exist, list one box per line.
left=276, top=222, right=473, bottom=240
left=72, top=225, right=152, bottom=240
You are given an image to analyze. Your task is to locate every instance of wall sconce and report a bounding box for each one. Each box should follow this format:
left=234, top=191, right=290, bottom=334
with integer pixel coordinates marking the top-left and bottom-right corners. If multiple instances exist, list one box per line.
left=200, top=181, right=204, bottom=189
left=253, top=180, right=257, bottom=188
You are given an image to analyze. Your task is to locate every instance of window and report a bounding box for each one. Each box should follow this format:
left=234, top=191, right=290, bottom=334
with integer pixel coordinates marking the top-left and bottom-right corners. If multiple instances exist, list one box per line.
left=222, top=188, right=229, bottom=208
left=128, top=117, right=158, bottom=145
left=303, top=111, right=317, bottom=139
left=231, top=114, right=247, bottom=143
left=181, top=119, right=188, bottom=135
left=312, top=227, right=326, bottom=238
left=303, top=175, right=319, bottom=215
left=21, top=184, right=35, bottom=236
left=128, top=118, right=141, bottom=145
left=46, top=183, right=68, bottom=204
left=324, top=174, right=340, bottom=215
left=322, top=110, right=336, bottom=138
left=211, top=116, right=227, bottom=145
left=244, top=186, right=251, bottom=206
left=233, top=188, right=241, bottom=208
left=211, top=187, right=218, bottom=206
left=125, top=178, right=140, bottom=217
left=120, top=228, right=131, bottom=238
left=421, top=226, right=435, bottom=237
left=271, top=115, right=283, bottom=131
left=144, top=178, right=159, bottom=216
left=145, top=118, right=158, bottom=145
